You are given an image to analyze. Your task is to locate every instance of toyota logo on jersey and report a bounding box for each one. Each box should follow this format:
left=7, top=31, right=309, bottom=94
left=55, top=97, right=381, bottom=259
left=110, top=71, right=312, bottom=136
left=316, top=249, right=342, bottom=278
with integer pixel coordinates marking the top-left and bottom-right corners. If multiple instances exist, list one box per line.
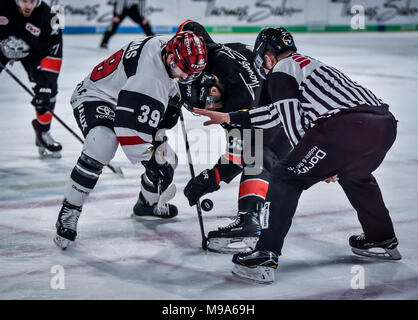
left=96, top=106, right=115, bottom=120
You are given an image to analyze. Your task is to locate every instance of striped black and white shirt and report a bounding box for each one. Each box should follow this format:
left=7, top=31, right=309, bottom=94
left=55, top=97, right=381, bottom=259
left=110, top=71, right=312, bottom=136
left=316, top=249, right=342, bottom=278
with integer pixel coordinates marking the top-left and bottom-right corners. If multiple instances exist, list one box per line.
left=229, top=53, right=387, bottom=148
left=114, top=0, right=146, bottom=16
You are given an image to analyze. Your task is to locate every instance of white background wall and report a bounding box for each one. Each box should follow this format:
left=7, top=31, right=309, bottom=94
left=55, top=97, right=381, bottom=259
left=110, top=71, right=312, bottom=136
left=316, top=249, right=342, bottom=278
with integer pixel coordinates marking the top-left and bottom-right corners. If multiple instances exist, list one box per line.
left=47, top=0, right=418, bottom=31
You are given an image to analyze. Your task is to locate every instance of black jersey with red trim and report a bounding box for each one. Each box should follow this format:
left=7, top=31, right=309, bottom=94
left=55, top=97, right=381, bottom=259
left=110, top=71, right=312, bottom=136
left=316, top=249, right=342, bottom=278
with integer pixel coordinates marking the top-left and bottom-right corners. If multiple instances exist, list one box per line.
left=206, top=42, right=261, bottom=114
left=206, top=42, right=291, bottom=179
left=0, top=0, right=63, bottom=88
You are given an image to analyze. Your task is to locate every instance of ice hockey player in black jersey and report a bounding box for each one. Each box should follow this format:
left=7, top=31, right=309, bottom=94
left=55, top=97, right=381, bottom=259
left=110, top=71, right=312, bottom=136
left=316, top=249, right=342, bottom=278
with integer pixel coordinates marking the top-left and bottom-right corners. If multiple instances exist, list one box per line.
left=53, top=31, right=207, bottom=249
left=100, top=0, right=154, bottom=49
left=195, top=27, right=400, bottom=283
left=176, top=20, right=291, bottom=254
left=0, top=0, right=63, bottom=158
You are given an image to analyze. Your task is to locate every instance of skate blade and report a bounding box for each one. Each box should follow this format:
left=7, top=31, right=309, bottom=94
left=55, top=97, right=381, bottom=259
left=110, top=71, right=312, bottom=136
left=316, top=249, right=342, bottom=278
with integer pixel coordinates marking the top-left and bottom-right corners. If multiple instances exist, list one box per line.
left=232, top=263, right=275, bottom=284
left=130, top=213, right=160, bottom=221
left=38, top=147, right=62, bottom=159
left=207, top=237, right=258, bottom=254
left=351, top=247, right=402, bottom=260
left=53, top=234, right=73, bottom=250
left=130, top=212, right=175, bottom=220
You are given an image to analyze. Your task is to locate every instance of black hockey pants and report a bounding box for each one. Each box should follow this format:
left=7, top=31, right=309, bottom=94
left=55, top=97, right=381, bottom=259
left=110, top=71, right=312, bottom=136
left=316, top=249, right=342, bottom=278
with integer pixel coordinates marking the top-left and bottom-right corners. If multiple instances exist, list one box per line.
left=255, top=110, right=398, bottom=256
left=0, top=55, right=57, bottom=132
left=101, top=5, right=154, bottom=45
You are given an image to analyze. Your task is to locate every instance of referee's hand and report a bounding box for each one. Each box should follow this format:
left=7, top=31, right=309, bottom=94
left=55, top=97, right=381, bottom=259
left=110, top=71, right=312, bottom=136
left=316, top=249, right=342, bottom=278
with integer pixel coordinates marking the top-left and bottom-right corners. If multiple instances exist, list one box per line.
left=324, top=175, right=339, bottom=183
left=193, top=108, right=230, bottom=126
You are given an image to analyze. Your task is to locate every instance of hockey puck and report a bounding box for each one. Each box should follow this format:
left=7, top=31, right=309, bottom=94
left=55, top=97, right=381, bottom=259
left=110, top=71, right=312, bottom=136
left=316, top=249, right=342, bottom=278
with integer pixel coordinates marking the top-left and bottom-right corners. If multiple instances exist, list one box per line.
left=201, top=199, right=213, bottom=212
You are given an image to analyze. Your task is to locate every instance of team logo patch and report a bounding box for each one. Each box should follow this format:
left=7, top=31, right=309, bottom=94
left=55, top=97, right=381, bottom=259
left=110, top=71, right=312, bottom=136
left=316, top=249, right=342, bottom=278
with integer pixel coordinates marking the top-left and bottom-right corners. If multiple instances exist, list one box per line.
left=282, top=34, right=293, bottom=46
left=0, top=16, right=9, bottom=25
left=96, top=106, right=115, bottom=120
left=26, top=23, right=41, bottom=37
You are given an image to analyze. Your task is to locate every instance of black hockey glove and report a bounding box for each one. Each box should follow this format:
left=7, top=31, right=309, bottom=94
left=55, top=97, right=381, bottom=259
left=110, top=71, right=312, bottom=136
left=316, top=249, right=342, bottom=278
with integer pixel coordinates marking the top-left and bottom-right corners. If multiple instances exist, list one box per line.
left=179, top=72, right=217, bottom=112
left=184, top=168, right=220, bottom=206
left=142, top=150, right=174, bottom=191
left=31, top=86, right=52, bottom=114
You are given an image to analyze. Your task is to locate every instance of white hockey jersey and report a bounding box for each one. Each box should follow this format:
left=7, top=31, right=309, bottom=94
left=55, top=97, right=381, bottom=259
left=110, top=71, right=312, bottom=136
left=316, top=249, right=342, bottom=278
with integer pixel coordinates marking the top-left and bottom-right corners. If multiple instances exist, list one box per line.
left=70, top=36, right=179, bottom=164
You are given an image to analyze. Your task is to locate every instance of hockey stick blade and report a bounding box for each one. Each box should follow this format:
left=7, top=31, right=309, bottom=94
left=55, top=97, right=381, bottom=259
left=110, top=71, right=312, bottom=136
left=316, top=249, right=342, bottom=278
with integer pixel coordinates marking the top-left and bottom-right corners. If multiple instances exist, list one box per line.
left=157, top=184, right=177, bottom=207
left=107, top=164, right=124, bottom=177
left=202, top=236, right=208, bottom=251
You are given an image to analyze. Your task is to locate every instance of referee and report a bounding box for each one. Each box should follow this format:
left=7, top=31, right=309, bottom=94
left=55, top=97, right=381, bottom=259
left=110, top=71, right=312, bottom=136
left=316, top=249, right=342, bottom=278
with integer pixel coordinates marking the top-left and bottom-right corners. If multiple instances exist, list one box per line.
left=100, top=0, right=154, bottom=49
left=195, top=27, right=401, bottom=284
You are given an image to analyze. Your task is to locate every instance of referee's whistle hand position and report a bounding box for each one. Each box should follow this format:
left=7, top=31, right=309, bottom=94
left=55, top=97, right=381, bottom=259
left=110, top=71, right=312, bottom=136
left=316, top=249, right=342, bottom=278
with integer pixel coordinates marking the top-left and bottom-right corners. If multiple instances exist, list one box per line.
left=193, top=108, right=230, bottom=126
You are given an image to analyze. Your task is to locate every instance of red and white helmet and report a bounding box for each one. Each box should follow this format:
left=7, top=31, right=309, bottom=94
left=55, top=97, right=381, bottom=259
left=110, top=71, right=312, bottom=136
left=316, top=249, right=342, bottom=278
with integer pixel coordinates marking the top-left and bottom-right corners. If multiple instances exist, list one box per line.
left=165, top=31, right=207, bottom=83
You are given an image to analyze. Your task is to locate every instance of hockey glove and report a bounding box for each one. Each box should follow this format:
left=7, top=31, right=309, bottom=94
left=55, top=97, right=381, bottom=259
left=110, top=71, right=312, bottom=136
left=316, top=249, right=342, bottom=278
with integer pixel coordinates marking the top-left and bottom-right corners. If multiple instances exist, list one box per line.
left=31, top=86, right=52, bottom=114
left=184, top=168, right=220, bottom=206
left=142, top=150, right=174, bottom=192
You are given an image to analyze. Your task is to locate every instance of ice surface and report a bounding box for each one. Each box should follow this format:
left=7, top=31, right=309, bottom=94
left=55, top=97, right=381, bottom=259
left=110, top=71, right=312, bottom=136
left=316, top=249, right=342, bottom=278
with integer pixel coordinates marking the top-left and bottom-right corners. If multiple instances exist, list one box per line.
left=1, top=32, right=418, bottom=300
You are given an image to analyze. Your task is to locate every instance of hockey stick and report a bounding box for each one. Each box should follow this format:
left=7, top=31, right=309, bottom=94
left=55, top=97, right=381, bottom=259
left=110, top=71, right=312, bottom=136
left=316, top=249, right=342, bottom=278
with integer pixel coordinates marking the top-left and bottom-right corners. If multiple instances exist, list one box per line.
left=0, top=62, right=123, bottom=176
left=157, top=183, right=177, bottom=208
left=156, top=135, right=177, bottom=209
left=179, top=109, right=208, bottom=250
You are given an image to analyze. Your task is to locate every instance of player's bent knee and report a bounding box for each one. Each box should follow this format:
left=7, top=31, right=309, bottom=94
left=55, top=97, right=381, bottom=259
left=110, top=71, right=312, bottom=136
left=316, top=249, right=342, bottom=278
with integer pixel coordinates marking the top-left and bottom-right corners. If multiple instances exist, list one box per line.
left=83, top=126, right=118, bottom=165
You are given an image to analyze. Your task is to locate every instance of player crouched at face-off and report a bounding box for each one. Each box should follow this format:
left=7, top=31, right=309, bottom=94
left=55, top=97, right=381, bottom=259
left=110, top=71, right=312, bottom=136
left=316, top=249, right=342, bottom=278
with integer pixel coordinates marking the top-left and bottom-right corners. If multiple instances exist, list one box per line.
left=0, top=0, right=63, bottom=158
left=176, top=20, right=292, bottom=254
left=53, top=31, right=207, bottom=249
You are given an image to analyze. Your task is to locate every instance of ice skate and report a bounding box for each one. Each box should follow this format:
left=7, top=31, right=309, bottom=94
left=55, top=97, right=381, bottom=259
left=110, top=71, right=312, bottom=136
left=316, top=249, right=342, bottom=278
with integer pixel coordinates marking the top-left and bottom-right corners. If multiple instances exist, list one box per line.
left=54, top=200, right=82, bottom=250
left=349, top=233, right=402, bottom=260
left=32, top=119, right=62, bottom=158
left=207, top=211, right=261, bottom=254
left=232, top=250, right=278, bottom=284
left=132, top=192, right=178, bottom=219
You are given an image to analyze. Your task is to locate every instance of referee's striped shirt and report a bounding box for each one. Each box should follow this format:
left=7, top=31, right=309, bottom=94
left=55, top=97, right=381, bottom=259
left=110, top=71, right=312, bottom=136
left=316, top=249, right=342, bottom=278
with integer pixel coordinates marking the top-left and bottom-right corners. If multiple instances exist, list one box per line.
left=229, top=53, right=387, bottom=148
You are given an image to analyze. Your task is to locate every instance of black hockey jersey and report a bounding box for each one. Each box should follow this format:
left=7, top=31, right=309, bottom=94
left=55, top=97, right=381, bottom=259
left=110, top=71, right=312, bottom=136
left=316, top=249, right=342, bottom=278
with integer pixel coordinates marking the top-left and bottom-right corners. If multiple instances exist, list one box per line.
left=0, top=0, right=63, bottom=89
left=206, top=42, right=261, bottom=114
left=177, top=20, right=291, bottom=180
left=207, top=43, right=291, bottom=169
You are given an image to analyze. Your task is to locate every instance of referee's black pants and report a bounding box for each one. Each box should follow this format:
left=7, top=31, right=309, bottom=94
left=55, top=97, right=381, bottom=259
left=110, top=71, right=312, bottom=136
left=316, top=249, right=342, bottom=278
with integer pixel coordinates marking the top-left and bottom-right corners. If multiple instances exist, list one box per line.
left=101, top=5, right=154, bottom=45
left=255, top=109, right=398, bottom=256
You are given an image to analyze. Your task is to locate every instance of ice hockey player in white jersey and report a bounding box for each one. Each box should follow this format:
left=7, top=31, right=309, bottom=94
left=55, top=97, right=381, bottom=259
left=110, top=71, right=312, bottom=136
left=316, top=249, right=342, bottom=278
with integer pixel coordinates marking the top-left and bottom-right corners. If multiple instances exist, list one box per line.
left=54, top=31, right=207, bottom=249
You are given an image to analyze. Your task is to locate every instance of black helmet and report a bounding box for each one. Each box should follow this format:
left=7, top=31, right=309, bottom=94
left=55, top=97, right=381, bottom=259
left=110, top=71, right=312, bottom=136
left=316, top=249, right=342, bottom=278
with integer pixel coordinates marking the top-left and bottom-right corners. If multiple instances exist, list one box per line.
left=15, top=0, right=42, bottom=7
left=177, top=20, right=215, bottom=46
left=253, top=27, right=297, bottom=79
